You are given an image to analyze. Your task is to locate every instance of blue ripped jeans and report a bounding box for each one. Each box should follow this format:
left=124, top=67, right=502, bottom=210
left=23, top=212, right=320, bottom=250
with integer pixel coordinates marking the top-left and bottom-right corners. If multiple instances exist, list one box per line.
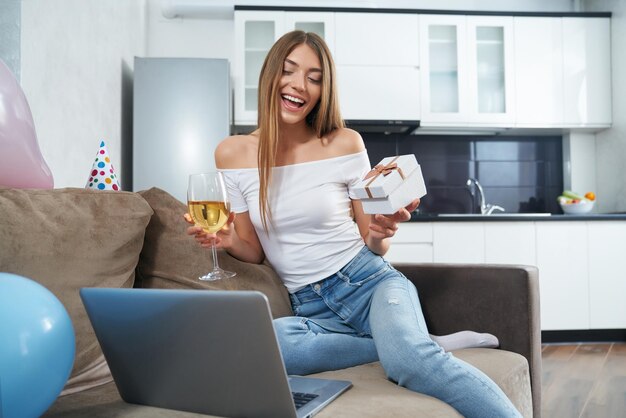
left=273, top=246, right=522, bottom=418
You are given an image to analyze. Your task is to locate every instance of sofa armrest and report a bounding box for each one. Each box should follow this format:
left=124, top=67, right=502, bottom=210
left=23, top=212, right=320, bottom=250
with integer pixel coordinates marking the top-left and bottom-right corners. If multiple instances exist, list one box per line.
left=393, top=263, right=541, bottom=418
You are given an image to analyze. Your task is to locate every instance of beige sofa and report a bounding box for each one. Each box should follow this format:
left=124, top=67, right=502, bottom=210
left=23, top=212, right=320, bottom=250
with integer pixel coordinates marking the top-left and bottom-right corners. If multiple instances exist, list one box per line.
left=0, top=187, right=541, bottom=417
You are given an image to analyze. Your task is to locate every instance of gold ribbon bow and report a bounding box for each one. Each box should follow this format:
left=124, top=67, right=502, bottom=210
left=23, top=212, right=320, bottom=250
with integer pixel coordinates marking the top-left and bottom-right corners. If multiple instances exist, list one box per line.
left=363, top=156, right=405, bottom=198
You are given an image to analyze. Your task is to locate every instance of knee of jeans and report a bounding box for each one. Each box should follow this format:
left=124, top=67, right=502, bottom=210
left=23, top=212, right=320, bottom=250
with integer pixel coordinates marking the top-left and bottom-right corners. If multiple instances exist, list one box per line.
left=380, top=342, right=449, bottom=389
left=274, top=317, right=309, bottom=348
left=273, top=317, right=312, bottom=374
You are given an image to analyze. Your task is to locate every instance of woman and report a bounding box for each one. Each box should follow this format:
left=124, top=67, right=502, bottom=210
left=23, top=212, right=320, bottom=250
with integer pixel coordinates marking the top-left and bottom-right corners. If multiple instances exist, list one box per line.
left=186, top=30, right=521, bottom=417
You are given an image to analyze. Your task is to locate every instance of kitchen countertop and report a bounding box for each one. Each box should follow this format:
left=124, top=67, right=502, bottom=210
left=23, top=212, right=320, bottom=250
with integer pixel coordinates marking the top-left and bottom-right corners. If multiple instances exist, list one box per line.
left=410, top=213, right=626, bottom=222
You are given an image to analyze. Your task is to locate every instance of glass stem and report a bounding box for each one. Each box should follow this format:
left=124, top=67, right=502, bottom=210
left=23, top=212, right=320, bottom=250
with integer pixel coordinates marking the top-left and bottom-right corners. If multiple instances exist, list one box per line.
left=211, top=243, right=221, bottom=272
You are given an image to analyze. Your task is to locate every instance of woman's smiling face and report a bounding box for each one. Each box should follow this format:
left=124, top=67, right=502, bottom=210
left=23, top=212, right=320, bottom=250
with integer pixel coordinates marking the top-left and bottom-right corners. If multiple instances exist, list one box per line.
left=278, top=43, right=323, bottom=126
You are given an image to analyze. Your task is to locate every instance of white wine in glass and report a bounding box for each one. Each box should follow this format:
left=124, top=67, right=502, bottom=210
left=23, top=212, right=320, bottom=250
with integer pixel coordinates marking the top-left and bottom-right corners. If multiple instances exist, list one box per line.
left=187, top=172, right=236, bottom=281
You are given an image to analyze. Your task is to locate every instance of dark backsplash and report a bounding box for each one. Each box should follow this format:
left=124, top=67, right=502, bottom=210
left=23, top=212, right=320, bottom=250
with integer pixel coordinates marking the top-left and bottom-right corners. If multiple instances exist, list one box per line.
left=362, top=134, right=563, bottom=214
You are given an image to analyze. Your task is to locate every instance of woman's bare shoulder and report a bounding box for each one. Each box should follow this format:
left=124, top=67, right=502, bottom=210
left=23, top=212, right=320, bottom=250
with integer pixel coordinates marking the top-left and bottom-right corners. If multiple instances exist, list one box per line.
left=325, top=127, right=365, bottom=156
left=215, top=133, right=259, bottom=169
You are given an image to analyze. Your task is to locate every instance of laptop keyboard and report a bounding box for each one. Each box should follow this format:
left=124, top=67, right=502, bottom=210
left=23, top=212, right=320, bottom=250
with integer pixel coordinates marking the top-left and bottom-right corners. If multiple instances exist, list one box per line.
left=292, top=392, right=319, bottom=409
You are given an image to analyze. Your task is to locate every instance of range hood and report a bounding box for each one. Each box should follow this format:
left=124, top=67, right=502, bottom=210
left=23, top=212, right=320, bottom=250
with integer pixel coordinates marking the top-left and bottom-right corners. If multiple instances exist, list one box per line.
left=345, top=120, right=420, bottom=135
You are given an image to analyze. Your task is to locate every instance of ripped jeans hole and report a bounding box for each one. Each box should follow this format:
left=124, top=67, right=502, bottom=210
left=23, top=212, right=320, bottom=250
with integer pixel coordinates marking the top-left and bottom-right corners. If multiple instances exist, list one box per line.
left=387, top=297, right=400, bottom=305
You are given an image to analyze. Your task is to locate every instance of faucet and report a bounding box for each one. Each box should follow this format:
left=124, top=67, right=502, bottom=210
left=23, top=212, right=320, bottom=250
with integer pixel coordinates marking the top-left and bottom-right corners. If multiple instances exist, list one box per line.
left=466, top=178, right=505, bottom=215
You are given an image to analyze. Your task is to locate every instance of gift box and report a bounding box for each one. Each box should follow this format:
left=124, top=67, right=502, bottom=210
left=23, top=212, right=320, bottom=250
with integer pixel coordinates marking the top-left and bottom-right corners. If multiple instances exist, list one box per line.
left=354, top=154, right=427, bottom=214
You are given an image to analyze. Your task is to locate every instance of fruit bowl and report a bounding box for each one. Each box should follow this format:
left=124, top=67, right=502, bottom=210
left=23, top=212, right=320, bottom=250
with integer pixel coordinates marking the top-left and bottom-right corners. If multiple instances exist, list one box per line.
left=560, top=200, right=594, bottom=215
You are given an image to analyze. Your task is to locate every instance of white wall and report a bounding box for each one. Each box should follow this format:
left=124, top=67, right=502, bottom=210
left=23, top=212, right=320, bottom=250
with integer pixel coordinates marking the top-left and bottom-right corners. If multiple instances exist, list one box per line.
left=146, top=1, right=234, bottom=60
left=563, top=132, right=597, bottom=210
left=21, top=0, right=146, bottom=189
left=20, top=0, right=576, bottom=189
left=584, top=0, right=626, bottom=212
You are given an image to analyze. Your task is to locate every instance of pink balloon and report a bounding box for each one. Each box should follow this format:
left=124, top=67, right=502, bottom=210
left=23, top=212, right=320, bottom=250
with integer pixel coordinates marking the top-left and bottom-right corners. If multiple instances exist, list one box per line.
left=0, top=59, right=53, bottom=189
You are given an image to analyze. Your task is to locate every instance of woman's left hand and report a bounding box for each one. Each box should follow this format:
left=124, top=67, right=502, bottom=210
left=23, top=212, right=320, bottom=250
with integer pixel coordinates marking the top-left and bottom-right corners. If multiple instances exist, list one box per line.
left=368, top=198, right=420, bottom=240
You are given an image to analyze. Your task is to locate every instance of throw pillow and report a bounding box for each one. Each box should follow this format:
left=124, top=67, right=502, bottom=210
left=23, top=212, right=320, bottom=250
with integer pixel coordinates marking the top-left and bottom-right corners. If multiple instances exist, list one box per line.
left=0, top=187, right=153, bottom=394
left=136, top=187, right=293, bottom=318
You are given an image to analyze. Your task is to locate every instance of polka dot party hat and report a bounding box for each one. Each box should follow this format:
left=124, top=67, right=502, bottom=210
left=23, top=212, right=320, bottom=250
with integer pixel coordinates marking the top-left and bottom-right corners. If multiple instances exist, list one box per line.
left=85, top=140, right=121, bottom=191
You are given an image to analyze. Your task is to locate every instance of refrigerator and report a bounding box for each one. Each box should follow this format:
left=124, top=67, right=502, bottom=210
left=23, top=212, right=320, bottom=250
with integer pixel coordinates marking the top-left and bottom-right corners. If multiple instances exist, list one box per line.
left=133, top=57, right=230, bottom=203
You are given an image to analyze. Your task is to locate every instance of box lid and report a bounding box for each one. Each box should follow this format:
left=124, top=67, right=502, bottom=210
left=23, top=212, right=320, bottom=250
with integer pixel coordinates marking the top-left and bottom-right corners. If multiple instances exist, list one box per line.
left=353, top=154, right=418, bottom=199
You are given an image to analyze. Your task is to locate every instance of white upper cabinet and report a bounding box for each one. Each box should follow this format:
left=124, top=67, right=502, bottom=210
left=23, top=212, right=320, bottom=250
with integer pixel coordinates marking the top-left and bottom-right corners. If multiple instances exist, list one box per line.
left=334, top=13, right=419, bottom=66
left=234, top=11, right=284, bottom=125
left=562, top=18, right=612, bottom=127
left=334, top=13, right=420, bottom=121
left=514, top=17, right=564, bottom=126
left=234, top=10, right=612, bottom=130
left=419, top=15, right=515, bottom=127
left=514, top=16, right=611, bottom=129
left=337, top=66, right=420, bottom=121
left=419, top=15, right=468, bottom=124
left=466, top=16, right=515, bottom=125
left=419, top=14, right=611, bottom=130
left=284, top=12, right=335, bottom=54
left=234, top=11, right=335, bottom=125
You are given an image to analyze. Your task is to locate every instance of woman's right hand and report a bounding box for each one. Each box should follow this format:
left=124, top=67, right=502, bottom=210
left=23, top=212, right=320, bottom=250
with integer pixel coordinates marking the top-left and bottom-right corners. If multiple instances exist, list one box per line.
left=184, top=212, right=236, bottom=249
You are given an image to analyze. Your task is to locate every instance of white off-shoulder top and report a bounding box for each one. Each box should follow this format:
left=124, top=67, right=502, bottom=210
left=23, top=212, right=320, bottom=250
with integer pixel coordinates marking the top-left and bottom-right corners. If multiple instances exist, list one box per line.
left=221, top=150, right=371, bottom=293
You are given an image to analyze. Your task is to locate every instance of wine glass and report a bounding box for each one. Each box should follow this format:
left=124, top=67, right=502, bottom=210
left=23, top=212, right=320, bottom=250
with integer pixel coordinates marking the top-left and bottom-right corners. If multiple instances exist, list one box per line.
left=187, top=172, right=236, bottom=281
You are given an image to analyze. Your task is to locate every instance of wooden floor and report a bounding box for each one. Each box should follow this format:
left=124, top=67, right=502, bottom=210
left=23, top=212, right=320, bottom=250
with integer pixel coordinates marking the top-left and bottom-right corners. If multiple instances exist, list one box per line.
left=541, top=343, right=626, bottom=417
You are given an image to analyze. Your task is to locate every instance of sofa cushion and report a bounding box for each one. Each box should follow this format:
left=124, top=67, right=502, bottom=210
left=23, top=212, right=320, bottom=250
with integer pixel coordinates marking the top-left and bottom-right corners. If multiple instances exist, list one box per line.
left=311, top=348, right=532, bottom=417
left=0, top=187, right=153, bottom=395
left=136, top=187, right=293, bottom=319
left=44, top=348, right=530, bottom=417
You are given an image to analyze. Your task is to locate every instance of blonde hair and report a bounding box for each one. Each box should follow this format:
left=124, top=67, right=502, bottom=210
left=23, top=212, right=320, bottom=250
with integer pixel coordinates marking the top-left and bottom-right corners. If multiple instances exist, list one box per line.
left=257, top=30, right=344, bottom=232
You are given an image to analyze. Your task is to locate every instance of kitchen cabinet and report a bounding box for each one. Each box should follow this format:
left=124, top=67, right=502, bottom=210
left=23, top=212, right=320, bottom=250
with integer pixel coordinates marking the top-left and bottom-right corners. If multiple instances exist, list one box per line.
left=399, top=220, right=626, bottom=331
left=419, top=14, right=610, bottom=129
left=588, top=222, right=626, bottom=328
left=562, top=18, right=612, bottom=127
left=234, top=11, right=284, bottom=125
left=428, top=222, right=534, bottom=265
left=234, top=11, right=335, bottom=125
left=535, top=222, right=590, bottom=330
left=514, top=17, right=564, bottom=126
left=433, top=223, right=484, bottom=263
left=385, top=223, right=433, bottom=264
left=334, top=13, right=419, bottom=66
left=484, top=222, right=536, bottom=266
left=337, top=66, right=420, bottom=121
left=391, top=222, right=535, bottom=266
left=284, top=12, right=335, bottom=53
left=419, top=15, right=515, bottom=127
left=234, top=8, right=612, bottom=130
left=514, top=16, right=611, bottom=128
left=466, top=16, right=515, bottom=125
left=419, top=15, right=468, bottom=124
left=334, top=13, right=420, bottom=121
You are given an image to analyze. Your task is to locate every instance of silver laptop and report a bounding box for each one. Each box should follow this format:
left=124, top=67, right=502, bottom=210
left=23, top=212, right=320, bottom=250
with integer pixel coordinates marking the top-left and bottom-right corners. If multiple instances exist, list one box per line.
left=80, top=288, right=352, bottom=418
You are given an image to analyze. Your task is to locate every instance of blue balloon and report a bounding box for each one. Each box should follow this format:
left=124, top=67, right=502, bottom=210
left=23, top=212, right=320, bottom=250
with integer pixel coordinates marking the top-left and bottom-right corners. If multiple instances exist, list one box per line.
left=0, top=273, right=75, bottom=418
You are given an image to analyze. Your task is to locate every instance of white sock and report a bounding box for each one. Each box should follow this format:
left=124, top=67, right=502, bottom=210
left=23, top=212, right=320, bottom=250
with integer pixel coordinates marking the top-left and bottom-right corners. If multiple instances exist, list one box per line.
left=430, top=330, right=500, bottom=352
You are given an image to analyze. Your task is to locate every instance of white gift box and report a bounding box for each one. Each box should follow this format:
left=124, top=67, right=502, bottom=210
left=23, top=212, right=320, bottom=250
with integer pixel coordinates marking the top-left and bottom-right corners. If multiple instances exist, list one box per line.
left=354, top=154, right=427, bottom=215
